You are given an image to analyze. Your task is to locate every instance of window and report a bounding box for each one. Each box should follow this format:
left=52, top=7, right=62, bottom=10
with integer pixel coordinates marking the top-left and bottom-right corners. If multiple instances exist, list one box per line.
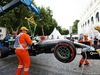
left=85, top=22, right=87, bottom=25
left=96, top=12, right=99, bottom=22
left=88, top=20, right=89, bottom=24
left=0, top=29, right=2, bottom=32
left=91, top=16, right=94, bottom=24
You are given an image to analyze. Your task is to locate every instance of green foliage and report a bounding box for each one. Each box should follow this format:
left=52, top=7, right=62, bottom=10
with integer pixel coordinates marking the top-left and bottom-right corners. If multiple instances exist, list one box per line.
left=33, top=6, right=58, bottom=36
left=61, top=29, right=69, bottom=35
left=72, top=19, right=79, bottom=34
left=0, top=0, right=63, bottom=36
left=56, top=26, right=62, bottom=33
left=0, top=0, right=31, bottom=33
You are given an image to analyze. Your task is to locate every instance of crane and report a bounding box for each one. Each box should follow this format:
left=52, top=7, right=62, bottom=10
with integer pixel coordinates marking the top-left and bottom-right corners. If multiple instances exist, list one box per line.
left=0, top=0, right=40, bottom=16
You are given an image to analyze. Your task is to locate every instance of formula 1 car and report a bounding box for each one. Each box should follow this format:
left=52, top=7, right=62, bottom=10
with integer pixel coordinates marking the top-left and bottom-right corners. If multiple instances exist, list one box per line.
left=0, top=39, right=77, bottom=63
left=0, top=38, right=99, bottom=63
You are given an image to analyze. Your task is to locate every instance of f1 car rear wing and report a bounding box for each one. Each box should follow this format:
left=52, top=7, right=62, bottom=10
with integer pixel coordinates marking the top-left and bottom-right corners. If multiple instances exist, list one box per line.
left=0, top=0, right=40, bottom=16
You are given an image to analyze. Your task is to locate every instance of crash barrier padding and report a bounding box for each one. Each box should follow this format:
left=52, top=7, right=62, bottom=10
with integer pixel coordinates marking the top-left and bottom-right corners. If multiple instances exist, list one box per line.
left=0, top=47, right=9, bottom=58
left=54, top=42, right=76, bottom=63
left=81, top=51, right=100, bottom=59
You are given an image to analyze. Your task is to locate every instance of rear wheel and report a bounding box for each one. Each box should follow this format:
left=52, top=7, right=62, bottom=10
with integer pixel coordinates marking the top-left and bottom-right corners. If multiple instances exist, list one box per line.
left=0, top=47, right=9, bottom=58
left=54, top=42, right=76, bottom=63
left=0, top=50, right=2, bottom=58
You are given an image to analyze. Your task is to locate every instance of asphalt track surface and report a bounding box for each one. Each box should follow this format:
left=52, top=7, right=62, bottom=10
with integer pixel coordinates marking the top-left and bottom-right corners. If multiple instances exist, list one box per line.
left=0, top=54, right=100, bottom=75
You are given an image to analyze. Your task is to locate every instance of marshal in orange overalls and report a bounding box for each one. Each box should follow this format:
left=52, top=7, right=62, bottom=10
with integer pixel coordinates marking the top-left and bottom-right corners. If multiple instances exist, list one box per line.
left=14, top=27, right=33, bottom=75
left=79, top=34, right=92, bottom=67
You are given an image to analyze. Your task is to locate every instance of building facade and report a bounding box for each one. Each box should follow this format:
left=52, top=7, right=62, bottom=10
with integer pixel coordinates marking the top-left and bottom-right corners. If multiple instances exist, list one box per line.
left=78, top=0, right=100, bottom=40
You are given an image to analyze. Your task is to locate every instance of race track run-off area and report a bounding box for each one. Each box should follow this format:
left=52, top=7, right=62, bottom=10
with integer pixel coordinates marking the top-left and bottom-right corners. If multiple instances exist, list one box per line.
left=0, top=54, right=100, bottom=75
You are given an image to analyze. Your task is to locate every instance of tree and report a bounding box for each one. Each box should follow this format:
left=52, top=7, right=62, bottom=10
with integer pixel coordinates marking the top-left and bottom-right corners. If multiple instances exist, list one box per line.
left=56, top=26, right=62, bottom=33
left=0, top=0, right=32, bottom=34
left=33, top=6, right=58, bottom=36
left=35, top=7, right=53, bottom=35
left=0, top=1, right=59, bottom=36
left=72, top=19, right=79, bottom=33
left=61, top=29, right=69, bottom=35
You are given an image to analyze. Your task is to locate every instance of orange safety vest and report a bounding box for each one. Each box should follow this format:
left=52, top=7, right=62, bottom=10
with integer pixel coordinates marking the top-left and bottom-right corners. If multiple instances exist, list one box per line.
left=14, top=32, right=32, bottom=49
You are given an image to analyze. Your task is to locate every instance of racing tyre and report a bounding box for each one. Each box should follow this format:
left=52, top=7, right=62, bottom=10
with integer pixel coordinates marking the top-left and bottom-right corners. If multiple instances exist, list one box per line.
left=54, top=42, right=76, bottom=63
left=0, top=47, right=9, bottom=58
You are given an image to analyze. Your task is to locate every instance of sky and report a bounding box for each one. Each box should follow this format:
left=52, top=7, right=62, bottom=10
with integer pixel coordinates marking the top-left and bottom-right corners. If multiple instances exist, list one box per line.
left=34, top=0, right=90, bottom=30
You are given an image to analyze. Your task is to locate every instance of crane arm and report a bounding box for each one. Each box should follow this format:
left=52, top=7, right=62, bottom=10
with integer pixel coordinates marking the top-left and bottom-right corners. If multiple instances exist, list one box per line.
left=0, top=0, right=40, bottom=16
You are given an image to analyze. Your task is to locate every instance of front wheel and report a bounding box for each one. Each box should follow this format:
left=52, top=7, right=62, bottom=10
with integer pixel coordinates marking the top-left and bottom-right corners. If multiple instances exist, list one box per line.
left=0, top=47, right=9, bottom=58
left=54, top=42, right=76, bottom=63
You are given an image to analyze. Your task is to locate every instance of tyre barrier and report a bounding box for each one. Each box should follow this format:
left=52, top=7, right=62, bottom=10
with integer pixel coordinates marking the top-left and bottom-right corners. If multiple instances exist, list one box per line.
left=0, top=47, right=9, bottom=58
left=54, top=42, right=76, bottom=63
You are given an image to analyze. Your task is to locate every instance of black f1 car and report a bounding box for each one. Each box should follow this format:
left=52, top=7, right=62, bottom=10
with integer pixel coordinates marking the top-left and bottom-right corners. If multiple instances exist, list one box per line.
left=0, top=39, right=76, bottom=63
left=1, top=39, right=100, bottom=63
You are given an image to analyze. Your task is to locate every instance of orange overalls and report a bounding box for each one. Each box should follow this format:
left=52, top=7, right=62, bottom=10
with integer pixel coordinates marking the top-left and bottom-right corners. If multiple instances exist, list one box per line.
left=14, top=32, right=32, bottom=75
left=79, top=39, right=92, bottom=66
